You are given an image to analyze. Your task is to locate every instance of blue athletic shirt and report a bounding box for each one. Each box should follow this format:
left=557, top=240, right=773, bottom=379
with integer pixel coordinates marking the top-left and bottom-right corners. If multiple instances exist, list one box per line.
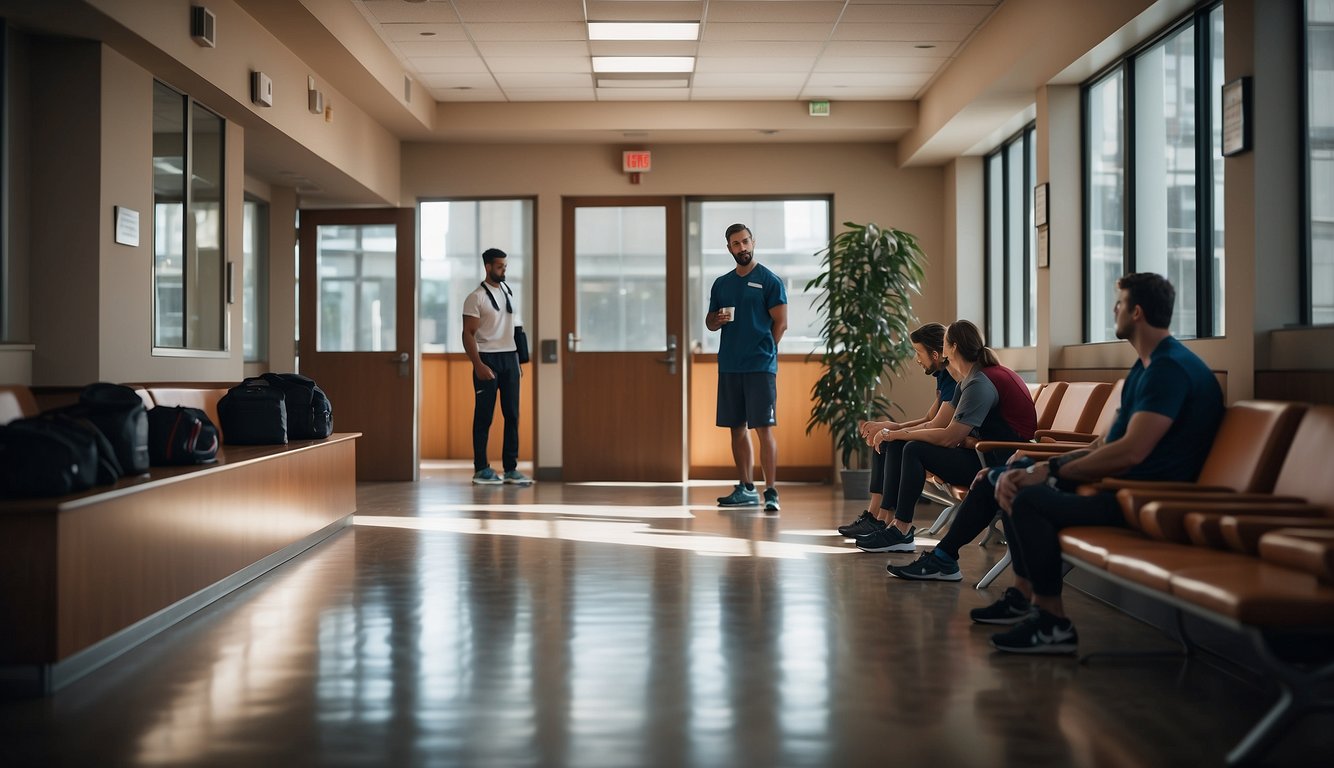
left=708, top=263, right=788, bottom=374
left=934, top=368, right=958, bottom=405
left=1104, top=335, right=1225, bottom=481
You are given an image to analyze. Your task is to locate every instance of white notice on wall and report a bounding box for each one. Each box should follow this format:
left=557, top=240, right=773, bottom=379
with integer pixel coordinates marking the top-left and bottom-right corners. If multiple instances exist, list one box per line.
left=114, top=206, right=140, bottom=247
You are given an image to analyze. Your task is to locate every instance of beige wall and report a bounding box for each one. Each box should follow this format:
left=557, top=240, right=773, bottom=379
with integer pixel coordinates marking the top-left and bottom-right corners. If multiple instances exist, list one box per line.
left=401, top=141, right=946, bottom=470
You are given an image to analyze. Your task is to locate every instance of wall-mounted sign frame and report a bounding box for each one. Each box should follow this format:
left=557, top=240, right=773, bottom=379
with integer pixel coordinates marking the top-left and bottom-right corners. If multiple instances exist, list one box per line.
left=1222, top=76, right=1251, bottom=157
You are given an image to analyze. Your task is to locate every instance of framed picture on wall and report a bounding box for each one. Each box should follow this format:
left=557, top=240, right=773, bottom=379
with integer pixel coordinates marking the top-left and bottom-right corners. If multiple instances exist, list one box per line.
left=1037, top=224, right=1049, bottom=269
left=1033, top=183, right=1048, bottom=227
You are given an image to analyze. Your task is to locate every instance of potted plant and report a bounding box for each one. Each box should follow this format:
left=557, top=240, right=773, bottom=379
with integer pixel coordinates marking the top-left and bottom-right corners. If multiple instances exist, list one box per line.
left=805, top=222, right=927, bottom=499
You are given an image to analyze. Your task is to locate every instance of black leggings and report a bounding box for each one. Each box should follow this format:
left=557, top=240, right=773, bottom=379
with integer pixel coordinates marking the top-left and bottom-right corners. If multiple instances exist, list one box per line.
left=867, top=440, right=982, bottom=524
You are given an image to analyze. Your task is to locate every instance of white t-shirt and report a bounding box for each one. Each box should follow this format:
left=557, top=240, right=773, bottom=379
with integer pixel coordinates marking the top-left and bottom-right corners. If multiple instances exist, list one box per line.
left=461, top=282, right=521, bottom=353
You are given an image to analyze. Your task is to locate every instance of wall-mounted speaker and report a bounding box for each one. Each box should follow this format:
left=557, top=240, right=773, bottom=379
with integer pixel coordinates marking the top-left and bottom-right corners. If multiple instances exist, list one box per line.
left=251, top=71, right=273, bottom=107
left=190, top=6, right=216, bottom=48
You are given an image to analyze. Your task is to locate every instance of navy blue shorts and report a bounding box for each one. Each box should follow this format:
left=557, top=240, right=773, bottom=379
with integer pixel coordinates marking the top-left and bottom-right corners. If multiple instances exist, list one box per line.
left=717, top=372, right=778, bottom=428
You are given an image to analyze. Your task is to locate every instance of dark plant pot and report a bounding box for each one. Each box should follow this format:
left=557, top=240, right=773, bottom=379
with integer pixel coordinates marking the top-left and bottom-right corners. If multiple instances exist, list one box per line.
left=840, top=468, right=870, bottom=500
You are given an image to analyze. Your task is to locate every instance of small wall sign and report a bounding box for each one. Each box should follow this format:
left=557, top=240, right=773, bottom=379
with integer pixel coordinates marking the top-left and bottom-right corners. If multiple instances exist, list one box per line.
left=114, top=206, right=140, bottom=247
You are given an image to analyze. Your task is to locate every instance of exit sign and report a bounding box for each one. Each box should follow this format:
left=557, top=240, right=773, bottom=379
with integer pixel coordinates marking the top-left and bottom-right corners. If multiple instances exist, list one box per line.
left=623, top=150, right=652, bottom=172
left=809, top=100, right=830, bottom=117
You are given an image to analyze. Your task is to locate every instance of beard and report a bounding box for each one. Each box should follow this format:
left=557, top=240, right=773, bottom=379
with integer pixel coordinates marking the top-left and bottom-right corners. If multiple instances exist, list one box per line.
left=731, top=250, right=753, bottom=266
left=922, top=361, right=940, bottom=375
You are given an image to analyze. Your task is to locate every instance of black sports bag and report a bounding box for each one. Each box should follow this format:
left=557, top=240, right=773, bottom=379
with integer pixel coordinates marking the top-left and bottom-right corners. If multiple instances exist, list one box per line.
left=0, top=417, right=100, bottom=498
left=259, top=373, right=332, bottom=439
left=75, top=382, right=150, bottom=475
left=217, top=378, right=288, bottom=445
left=148, top=406, right=220, bottom=465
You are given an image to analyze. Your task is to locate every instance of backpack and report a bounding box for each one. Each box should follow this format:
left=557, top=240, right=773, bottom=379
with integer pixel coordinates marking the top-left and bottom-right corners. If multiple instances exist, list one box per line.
left=148, top=406, right=220, bottom=465
left=259, top=373, right=332, bottom=439
left=0, top=417, right=100, bottom=498
left=73, top=382, right=150, bottom=475
left=217, top=378, right=288, bottom=445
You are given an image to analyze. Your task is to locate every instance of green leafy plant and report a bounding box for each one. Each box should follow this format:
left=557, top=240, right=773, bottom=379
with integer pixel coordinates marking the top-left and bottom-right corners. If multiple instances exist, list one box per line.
left=805, top=222, right=927, bottom=469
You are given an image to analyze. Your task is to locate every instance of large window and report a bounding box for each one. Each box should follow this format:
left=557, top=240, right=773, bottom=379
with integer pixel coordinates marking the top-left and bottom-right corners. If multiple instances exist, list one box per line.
left=242, top=199, right=269, bottom=363
left=1083, top=4, right=1224, bottom=341
left=1309, top=0, right=1334, bottom=324
left=419, top=199, right=533, bottom=353
left=984, top=124, right=1036, bottom=348
left=687, top=199, right=830, bottom=354
left=153, top=81, right=226, bottom=352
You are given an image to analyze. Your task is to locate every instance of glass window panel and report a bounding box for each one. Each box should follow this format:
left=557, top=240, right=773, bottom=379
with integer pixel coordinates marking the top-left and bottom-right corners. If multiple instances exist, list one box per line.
left=1310, top=0, right=1334, bottom=324
left=316, top=224, right=397, bottom=351
left=687, top=199, right=829, bottom=354
left=1134, top=26, right=1197, bottom=339
left=243, top=200, right=269, bottom=363
left=153, top=83, right=186, bottom=348
left=419, top=200, right=532, bottom=353
left=986, top=153, right=1005, bottom=343
left=1026, top=128, right=1037, bottom=346
left=1211, top=5, right=1226, bottom=335
left=575, top=206, right=665, bottom=352
left=189, top=103, right=224, bottom=351
left=1087, top=70, right=1125, bottom=341
left=1006, top=139, right=1026, bottom=347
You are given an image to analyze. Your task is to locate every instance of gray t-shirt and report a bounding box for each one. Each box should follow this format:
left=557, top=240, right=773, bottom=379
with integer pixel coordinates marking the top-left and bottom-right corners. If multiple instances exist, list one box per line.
left=949, top=366, right=1000, bottom=438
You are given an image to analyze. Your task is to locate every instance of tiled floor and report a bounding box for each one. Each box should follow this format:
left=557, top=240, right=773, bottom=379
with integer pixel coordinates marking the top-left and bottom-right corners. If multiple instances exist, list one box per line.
left=0, top=465, right=1325, bottom=766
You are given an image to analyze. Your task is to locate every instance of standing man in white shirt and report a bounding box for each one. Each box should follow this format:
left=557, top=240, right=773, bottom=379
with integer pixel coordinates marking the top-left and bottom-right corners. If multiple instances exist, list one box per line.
left=461, top=248, right=532, bottom=485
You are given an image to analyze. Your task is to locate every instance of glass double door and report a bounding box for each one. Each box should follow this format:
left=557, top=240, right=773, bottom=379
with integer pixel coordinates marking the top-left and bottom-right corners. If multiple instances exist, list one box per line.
left=561, top=198, right=685, bottom=482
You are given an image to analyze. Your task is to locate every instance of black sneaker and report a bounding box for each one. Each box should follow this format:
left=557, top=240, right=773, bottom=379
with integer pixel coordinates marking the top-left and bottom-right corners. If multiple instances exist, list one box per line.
left=855, top=525, right=916, bottom=553
left=763, top=487, right=780, bottom=512
left=970, top=587, right=1040, bottom=625
left=837, top=510, right=886, bottom=537
left=990, top=609, right=1079, bottom=655
left=888, top=550, right=962, bottom=581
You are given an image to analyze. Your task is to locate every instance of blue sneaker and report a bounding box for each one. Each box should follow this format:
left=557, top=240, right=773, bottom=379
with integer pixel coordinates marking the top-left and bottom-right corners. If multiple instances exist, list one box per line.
left=503, top=469, right=533, bottom=485
left=717, top=484, right=761, bottom=507
left=472, top=467, right=503, bottom=485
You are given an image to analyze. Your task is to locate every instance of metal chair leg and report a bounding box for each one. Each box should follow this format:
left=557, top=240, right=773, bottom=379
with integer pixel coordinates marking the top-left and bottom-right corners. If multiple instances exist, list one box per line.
left=923, top=502, right=958, bottom=536
left=975, top=550, right=1010, bottom=589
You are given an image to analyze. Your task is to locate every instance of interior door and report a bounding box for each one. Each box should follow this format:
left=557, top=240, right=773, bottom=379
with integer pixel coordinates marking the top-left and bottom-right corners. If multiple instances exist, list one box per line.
left=298, top=208, right=417, bottom=481
left=562, top=198, right=685, bottom=482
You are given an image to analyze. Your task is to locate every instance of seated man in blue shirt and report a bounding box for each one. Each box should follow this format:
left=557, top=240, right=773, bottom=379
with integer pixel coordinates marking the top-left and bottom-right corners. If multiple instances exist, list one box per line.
left=889, top=273, right=1224, bottom=655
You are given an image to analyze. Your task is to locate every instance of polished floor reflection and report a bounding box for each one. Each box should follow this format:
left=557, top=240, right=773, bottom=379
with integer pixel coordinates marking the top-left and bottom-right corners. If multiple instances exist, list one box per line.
left=1, top=464, right=1326, bottom=766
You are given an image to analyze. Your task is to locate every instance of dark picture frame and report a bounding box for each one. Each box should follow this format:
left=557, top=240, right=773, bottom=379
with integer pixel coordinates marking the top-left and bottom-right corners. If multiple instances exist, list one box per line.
left=1222, top=76, right=1251, bottom=156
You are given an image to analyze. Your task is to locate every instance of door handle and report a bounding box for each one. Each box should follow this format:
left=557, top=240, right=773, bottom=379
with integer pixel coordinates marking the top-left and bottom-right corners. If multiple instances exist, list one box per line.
left=394, top=351, right=410, bottom=378
left=394, top=352, right=410, bottom=363
left=566, top=332, right=580, bottom=352
left=656, top=334, right=677, bottom=374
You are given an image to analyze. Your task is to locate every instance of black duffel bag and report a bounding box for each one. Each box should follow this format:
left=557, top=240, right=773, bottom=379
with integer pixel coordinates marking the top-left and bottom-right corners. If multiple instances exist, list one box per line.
left=75, top=382, right=150, bottom=475
left=148, top=405, right=220, bottom=465
left=0, top=417, right=101, bottom=498
left=217, top=378, right=288, bottom=445
left=260, top=372, right=332, bottom=439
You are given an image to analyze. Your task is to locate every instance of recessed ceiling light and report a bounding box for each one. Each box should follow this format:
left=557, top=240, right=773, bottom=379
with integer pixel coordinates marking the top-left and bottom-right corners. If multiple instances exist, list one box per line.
left=914, top=44, right=936, bottom=49
left=598, top=78, right=690, bottom=89
left=588, top=22, right=700, bottom=41
left=420, top=32, right=437, bottom=37
left=592, top=56, right=695, bottom=73
left=451, top=86, right=473, bottom=91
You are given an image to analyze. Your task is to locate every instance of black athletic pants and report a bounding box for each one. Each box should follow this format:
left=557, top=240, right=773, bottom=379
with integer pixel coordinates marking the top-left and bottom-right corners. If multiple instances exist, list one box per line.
left=473, top=351, right=520, bottom=472
left=867, top=440, right=983, bottom=523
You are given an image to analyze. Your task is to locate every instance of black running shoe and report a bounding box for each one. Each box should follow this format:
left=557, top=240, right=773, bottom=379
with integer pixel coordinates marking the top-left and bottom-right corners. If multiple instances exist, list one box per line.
left=888, top=550, right=963, bottom=581
left=855, top=525, right=916, bottom=553
left=763, top=487, right=780, bottom=512
left=990, top=610, right=1079, bottom=655
left=970, top=587, right=1039, bottom=625
left=837, top=510, right=886, bottom=537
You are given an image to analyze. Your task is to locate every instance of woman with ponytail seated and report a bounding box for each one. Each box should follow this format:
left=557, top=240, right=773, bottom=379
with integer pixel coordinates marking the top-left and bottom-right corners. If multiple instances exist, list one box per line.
left=853, top=320, right=1029, bottom=554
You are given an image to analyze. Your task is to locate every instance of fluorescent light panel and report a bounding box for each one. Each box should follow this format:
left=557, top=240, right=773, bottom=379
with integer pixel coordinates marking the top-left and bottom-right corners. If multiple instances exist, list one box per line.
left=588, top=22, right=700, bottom=41
left=592, top=56, right=695, bottom=73
left=597, top=78, right=690, bottom=88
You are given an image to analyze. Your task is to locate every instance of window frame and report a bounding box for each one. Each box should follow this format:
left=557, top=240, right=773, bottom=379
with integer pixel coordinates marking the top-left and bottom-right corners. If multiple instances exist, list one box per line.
left=983, top=122, right=1036, bottom=349
left=1080, top=1, right=1224, bottom=342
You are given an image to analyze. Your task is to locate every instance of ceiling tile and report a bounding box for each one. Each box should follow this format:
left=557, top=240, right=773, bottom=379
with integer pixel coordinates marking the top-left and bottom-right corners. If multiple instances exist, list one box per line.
left=408, top=56, right=491, bottom=75
left=813, top=56, right=945, bottom=73
left=692, top=72, right=807, bottom=88
left=705, top=1, right=844, bottom=23
left=467, top=22, right=588, bottom=41
left=831, top=23, right=980, bottom=42
left=431, top=88, right=507, bottom=102
left=821, top=40, right=961, bottom=57
left=840, top=3, right=996, bottom=25
left=487, top=57, right=592, bottom=74
left=587, top=1, right=704, bottom=22
left=379, top=22, right=468, bottom=42
left=695, top=57, right=816, bottom=74
left=493, top=73, right=595, bottom=88
left=357, top=0, right=460, bottom=24
left=596, top=88, right=691, bottom=101
left=696, top=41, right=824, bottom=58
left=503, top=88, right=599, bottom=101
left=805, top=72, right=931, bottom=87
left=416, top=72, right=498, bottom=89
left=475, top=41, right=591, bottom=57
left=451, top=0, right=586, bottom=23
left=701, top=22, right=834, bottom=42
left=690, top=86, right=802, bottom=100
left=800, top=86, right=921, bottom=101
left=397, top=41, right=478, bottom=58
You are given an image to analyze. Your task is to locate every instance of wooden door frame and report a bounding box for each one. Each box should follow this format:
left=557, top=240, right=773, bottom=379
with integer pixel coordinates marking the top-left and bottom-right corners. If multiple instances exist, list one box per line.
left=560, top=196, right=687, bottom=481
left=298, top=207, right=418, bottom=481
